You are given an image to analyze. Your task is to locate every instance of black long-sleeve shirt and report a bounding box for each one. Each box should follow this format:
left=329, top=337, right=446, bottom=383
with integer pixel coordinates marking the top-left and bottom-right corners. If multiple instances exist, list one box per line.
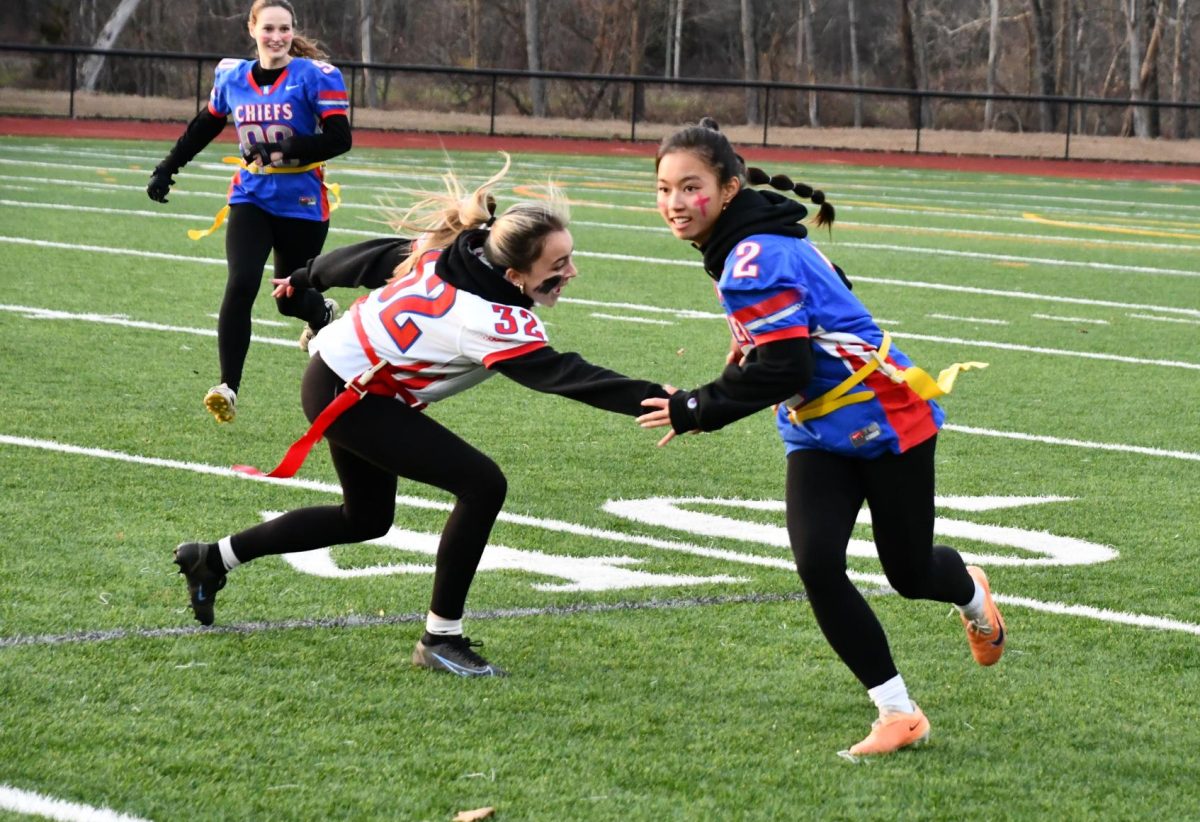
left=297, top=237, right=669, bottom=417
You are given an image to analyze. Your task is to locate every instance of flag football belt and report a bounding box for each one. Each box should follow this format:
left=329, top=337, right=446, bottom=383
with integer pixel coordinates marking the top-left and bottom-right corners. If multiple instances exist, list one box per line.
left=233, top=298, right=424, bottom=479
left=188, top=156, right=343, bottom=240
left=785, top=330, right=988, bottom=425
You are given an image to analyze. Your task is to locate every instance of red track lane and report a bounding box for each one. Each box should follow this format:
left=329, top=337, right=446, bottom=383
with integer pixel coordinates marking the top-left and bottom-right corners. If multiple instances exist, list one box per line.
left=3, top=115, right=1198, bottom=183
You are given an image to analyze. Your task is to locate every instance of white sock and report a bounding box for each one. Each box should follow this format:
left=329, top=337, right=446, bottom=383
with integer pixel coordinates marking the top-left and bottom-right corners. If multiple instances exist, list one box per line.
left=868, top=674, right=915, bottom=716
left=956, top=579, right=987, bottom=624
left=217, top=536, right=241, bottom=571
left=425, top=612, right=463, bottom=637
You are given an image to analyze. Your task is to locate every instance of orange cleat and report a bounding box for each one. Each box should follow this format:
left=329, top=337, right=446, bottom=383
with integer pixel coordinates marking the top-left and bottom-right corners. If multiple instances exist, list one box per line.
left=961, top=565, right=1006, bottom=666
left=848, top=705, right=931, bottom=756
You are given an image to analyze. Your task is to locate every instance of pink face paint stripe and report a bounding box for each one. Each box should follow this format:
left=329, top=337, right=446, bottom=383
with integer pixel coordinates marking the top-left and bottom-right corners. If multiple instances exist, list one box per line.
left=694, top=193, right=711, bottom=217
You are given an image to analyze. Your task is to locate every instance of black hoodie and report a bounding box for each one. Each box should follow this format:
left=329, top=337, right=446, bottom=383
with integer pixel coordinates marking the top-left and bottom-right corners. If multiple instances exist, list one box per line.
left=292, top=232, right=667, bottom=417
left=667, top=188, right=819, bottom=435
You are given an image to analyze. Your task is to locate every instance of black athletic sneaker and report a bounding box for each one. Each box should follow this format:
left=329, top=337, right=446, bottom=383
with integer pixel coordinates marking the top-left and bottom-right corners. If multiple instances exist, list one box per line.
left=412, top=634, right=507, bottom=677
left=173, top=542, right=227, bottom=626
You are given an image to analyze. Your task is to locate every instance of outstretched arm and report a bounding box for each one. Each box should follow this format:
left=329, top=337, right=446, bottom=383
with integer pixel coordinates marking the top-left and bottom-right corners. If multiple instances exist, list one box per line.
left=272, top=237, right=414, bottom=296
left=646, top=336, right=815, bottom=438
left=492, top=346, right=669, bottom=416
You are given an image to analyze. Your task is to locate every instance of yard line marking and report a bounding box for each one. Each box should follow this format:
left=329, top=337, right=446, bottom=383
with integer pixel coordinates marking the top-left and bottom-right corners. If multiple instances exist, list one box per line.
left=562, top=297, right=721, bottom=319
left=0, top=235, right=226, bottom=265
left=1024, top=211, right=1200, bottom=240
left=943, top=424, right=1200, bottom=461
left=4, top=300, right=1198, bottom=372
left=928, top=313, right=1010, bottom=326
left=0, top=784, right=151, bottom=822
left=890, top=330, right=1200, bottom=370
left=0, top=593, right=820, bottom=650
left=2, top=229, right=1197, bottom=320
left=0, top=199, right=406, bottom=239
left=572, top=216, right=1200, bottom=254
left=207, top=312, right=289, bottom=328
left=572, top=251, right=1200, bottom=318
left=1032, top=314, right=1110, bottom=325
left=1128, top=313, right=1200, bottom=326
left=589, top=312, right=675, bottom=325
left=3, top=434, right=1200, bottom=641
left=0, top=304, right=298, bottom=347
left=836, top=241, right=1200, bottom=279
left=852, top=275, right=1200, bottom=318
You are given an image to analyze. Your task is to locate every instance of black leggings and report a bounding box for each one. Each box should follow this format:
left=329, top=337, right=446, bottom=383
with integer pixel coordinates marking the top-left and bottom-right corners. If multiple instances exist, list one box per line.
left=785, top=436, right=975, bottom=689
left=218, top=203, right=330, bottom=392
left=228, top=355, right=507, bottom=620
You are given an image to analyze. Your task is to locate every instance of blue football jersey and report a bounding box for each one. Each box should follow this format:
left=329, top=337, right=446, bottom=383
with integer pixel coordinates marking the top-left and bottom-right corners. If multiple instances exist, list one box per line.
left=207, top=57, right=349, bottom=221
left=715, top=233, right=943, bottom=458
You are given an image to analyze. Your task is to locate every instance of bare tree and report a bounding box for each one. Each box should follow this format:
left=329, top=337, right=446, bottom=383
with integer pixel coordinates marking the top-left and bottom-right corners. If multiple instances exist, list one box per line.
left=1171, top=0, right=1191, bottom=137
left=79, top=0, right=145, bottom=92
left=848, top=0, right=863, bottom=126
left=898, top=0, right=922, bottom=127
left=1027, top=0, right=1058, bottom=130
left=1123, top=0, right=1168, bottom=136
left=526, top=0, right=547, bottom=117
left=985, top=0, right=1001, bottom=128
left=740, top=0, right=760, bottom=124
left=798, top=0, right=819, bottom=126
left=360, top=0, right=379, bottom=108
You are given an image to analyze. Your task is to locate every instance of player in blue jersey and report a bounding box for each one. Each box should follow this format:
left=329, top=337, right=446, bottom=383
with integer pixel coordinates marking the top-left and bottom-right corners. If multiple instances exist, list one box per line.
left=147, top=0, right=351, bottom=423
left=638, top=118, right=1006, bottom=756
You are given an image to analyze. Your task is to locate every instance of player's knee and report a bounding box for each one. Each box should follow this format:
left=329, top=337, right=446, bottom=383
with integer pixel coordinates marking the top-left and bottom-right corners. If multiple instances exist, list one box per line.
left=466, top=459, right=507, bottom=511
left=793, top=551, right=843, bottom=589
left=345, top=507, right=395, bottom=541
left=883, top=570, right=926, bottom=599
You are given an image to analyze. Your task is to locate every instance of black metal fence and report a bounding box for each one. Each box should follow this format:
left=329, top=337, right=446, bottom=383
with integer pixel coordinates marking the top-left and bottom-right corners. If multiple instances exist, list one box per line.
left=2, top=42, right=1198, bottom=161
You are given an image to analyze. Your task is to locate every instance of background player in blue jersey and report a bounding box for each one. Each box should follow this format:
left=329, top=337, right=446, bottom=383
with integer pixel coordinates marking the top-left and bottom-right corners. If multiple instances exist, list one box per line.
left=146, top=0, right=351, bottom=423
left=638, top=118, right=1006, bottom=756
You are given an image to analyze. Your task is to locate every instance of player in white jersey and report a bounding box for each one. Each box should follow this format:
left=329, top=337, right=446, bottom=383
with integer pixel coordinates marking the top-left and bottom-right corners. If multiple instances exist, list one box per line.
left=147, top=0, right=351, bottom=423
left=173, top=158, right=670, bottom=676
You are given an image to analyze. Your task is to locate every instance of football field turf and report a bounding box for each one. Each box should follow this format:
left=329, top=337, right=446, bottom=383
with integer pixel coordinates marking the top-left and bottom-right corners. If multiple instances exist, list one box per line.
left=1, top=135, right=1198, bottom=820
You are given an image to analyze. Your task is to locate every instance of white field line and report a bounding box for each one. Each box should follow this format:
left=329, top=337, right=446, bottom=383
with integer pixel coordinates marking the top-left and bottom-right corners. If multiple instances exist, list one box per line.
left=835, top=241, right=1200, bottom=278
left=0, top=784, right=151, bottom=822
left=8, top=188, right=1200, bottom=267
left=3, top=297, right=1198, bottom=373
left=14, top=192, right=1198, bottom=257
left=942, top=424, right=1200, bottom=462
left=2, top=433, right=1199, bottom=640
left=589, top=312, right=675, bottom=325
left=1129, top=313, right=1200, bottom=325
left=4, top=144, right=1193, bottom=204
left=6, top=168, right=1200, bottom=255
left=0, top=304, right=298, bottom=347
left=1032, top=314, right=1111, bottom=325
left=571, top=217, right=1200, bottom=254
left=0, top=198, right=396, bottom=239
left=9, top=152, right=1200, bottom=223
left=28, top=155, right=1200, bottom=227
left=927, top=313, right=1010, bottom=326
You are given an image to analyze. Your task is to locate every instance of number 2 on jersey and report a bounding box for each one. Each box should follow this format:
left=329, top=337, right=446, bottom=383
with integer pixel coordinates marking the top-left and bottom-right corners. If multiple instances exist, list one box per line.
left=732, top=241, right=762, bottom=278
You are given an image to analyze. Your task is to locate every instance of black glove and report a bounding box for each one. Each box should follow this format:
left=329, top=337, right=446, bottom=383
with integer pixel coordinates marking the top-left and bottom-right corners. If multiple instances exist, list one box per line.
left=243, top=142, right=283, bottom=167
left=146, top=165, right=175, bottom=203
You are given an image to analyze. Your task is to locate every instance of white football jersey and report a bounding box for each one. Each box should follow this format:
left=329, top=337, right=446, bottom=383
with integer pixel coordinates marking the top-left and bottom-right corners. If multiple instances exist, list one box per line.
left=310, top=250, right=548, bottom=406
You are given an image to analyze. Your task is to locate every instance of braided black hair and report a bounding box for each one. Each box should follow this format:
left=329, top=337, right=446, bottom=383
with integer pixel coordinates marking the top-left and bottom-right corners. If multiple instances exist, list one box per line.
left=744, top=166, right=835, bottom=227
left=658, top=117, right=835, bottom=228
